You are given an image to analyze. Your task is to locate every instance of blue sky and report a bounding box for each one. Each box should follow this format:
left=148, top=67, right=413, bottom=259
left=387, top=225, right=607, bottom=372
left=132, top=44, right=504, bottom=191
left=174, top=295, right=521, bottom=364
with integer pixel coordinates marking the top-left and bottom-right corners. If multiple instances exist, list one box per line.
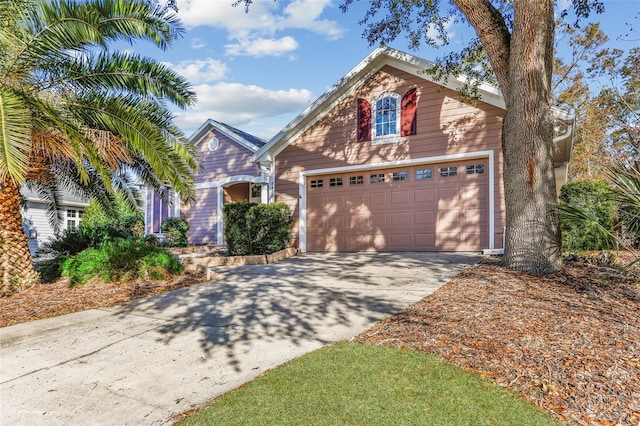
left=142, top=0, right=639, bottom=141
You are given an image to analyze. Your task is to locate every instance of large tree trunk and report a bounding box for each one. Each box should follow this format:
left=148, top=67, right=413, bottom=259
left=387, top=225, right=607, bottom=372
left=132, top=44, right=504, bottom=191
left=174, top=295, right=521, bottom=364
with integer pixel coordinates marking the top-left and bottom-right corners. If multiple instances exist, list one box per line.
left=1, top=178, right=40, bottom=296
left=501, top=0, right=561, bottom=273
left=455, top=0, right=562, bottom=273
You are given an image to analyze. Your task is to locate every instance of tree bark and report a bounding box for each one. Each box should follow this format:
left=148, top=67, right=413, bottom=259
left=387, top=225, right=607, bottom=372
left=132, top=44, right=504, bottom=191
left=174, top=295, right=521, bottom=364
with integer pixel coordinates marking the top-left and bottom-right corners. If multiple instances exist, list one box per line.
left=454, top=0, right=562, bottom=273
left=1, top=178, right=40, bottom=296
left=502, top=0, right=561, bottom=273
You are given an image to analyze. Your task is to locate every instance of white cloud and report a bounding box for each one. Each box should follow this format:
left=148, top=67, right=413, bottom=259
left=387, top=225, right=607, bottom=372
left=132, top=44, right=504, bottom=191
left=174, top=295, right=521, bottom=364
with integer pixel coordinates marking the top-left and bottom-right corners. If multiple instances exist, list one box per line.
left=175, top=0, right=345, bottom=57
left=173, top=81, right=314, bottom=137
left=425, top=18, right=455, bottom=46
left=189, top=37, right=206, bottom=49
left=225, top=36, right=299, bottom=57
left=167, top=58, right=229, bottom=83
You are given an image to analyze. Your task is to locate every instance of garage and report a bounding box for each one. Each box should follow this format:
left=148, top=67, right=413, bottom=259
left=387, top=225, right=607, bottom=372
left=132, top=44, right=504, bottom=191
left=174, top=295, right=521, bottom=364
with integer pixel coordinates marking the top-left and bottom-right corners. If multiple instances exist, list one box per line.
left=306, top=160, right=489, bottom=251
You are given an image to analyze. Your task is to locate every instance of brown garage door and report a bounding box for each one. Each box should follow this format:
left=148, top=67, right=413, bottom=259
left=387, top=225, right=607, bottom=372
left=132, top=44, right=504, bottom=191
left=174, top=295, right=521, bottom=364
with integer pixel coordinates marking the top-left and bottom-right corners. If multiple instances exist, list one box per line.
left=306, top=160, right=489, bottom=251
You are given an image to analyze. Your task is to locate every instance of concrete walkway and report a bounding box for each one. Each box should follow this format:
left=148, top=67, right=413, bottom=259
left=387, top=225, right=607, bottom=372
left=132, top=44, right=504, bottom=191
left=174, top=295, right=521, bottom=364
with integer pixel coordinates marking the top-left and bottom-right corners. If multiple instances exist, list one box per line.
left=0, top=252, right=480, bottom=425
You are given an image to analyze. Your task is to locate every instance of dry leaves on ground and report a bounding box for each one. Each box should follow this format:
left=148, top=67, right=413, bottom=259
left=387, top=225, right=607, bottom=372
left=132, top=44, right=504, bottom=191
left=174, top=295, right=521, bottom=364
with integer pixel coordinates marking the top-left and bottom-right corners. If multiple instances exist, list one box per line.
left=0, top=271, right=207, bottom=327
left=355, top=253, right=640, bottom=425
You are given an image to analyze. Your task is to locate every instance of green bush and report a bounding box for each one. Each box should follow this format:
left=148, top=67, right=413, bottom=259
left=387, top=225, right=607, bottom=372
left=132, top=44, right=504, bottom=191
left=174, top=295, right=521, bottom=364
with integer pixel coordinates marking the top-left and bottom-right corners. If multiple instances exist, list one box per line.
left=559, top=180, right=616, bottom=251
left=81, top=195, right=145, bottom=243
left=61, top=240, right=183, bottom=285
left=223, top=202, right=293, bottom=256
left=160, top=217, right=190, bottom=247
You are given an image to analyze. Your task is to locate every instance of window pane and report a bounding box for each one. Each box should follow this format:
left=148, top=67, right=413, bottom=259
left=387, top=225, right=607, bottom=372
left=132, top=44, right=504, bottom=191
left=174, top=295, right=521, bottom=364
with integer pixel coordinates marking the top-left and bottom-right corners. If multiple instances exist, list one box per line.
left=349, top=176, right=364, bottom=185
left=392, top=171, right=408, bottom=181
left=329, top=177, right=343, bottom=187
left=416, top=169, right=432, bottom=180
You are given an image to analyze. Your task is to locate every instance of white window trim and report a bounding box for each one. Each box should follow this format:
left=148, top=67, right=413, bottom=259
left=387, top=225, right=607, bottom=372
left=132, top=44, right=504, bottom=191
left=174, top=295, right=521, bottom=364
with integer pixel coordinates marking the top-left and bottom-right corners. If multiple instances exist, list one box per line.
left=371, top=92, right=402, bottom=145
left=298, top=150, right=496, bottom=253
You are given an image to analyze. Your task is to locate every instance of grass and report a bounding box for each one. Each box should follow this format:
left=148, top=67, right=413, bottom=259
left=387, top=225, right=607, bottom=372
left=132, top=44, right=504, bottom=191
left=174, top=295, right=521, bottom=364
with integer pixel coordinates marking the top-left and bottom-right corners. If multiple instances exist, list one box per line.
left=180, top=343, right=560, bottom=425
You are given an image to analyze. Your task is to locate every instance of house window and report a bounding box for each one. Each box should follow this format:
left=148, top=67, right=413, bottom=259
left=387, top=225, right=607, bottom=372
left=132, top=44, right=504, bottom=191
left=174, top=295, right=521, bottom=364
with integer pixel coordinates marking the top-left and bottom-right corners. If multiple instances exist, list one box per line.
left=370, top=173, right=386, bottom=183
left=373, top=93, right=401, bottom=138
left=357, top=89, right=417, bottom=143
left=329, top=177, right=343, bottom=187
left=392, top=171, right=408, bottom=182
left=349, top=175, right=364, bottom=185
left=466, top=164, right=485, bottom=175
left=310, top=179, right=324, bottom=188
left=66, top=209, right=83, bottom=230
left=440, top=166, right=458, bottom=177
left=416, top=169, right=432, bottom=180
left=250, top=184, right=261, bottom=199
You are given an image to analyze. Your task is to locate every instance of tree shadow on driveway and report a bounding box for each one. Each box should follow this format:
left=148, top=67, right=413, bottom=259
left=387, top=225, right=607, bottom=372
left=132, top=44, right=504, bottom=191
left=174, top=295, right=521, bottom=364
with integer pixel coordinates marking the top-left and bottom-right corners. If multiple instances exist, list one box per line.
left=110, top=252, right=479, bottom=371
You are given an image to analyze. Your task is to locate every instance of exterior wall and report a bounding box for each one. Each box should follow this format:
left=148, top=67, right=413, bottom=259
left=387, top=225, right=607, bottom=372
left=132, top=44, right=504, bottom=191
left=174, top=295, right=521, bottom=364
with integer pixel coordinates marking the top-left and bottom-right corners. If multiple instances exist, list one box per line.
left=22, top=201, right=87, bottom=256
left=275, top=65, right=506, bottom=249
left=180, top=131, right=263, bottom=245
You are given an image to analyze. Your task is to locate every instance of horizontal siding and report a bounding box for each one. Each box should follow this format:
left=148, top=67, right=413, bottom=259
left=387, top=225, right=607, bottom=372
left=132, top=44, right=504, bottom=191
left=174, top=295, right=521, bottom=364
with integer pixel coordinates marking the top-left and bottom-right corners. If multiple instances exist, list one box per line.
left=276, top=65, right=506, bottom=248
left=195, top=132, right=262, bottom=184
left=182, top=187, right=218, bottom=245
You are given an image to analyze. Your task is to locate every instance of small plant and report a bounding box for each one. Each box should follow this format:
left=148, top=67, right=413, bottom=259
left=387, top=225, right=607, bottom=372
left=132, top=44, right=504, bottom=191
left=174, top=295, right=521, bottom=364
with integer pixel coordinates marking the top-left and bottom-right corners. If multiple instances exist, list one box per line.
left=559, top=180, right=616, bottom=251
left=61, top=240, right=183, bottom=285
left=161, top=217, right=190, bottom=247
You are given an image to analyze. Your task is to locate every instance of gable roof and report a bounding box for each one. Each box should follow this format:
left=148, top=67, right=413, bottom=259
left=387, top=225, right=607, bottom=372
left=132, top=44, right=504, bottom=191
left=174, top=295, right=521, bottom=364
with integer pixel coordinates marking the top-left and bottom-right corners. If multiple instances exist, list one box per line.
left=190, top=118, right=267, bottom=153
left=251, top=46, right=574, bottom=165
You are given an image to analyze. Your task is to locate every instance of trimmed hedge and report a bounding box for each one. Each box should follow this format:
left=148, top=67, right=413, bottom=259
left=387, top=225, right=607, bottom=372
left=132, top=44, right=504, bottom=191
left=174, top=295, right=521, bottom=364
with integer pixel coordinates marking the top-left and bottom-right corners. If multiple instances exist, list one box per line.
left=559, top=180, right=616, bottom=251
left=223, top=202, right=293, bottom=256
left=161, top=217, right=190, bottom=247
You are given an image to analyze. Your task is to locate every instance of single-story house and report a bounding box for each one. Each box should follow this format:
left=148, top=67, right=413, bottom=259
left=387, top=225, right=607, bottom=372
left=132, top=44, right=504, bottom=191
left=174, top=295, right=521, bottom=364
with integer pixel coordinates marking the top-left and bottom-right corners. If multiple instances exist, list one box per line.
left=21, top=187, right=89, bottom=256
left=146, top=46, right=575, bottom=253
left=144, top=119, right=268, bottom=245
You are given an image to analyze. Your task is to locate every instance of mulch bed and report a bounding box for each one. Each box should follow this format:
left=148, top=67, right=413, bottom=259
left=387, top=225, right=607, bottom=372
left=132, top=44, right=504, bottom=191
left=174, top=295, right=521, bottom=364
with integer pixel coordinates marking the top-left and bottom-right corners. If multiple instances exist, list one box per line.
left=0, top=271, right=207, bottom=327
left=354, top=253, right=640, bottom=425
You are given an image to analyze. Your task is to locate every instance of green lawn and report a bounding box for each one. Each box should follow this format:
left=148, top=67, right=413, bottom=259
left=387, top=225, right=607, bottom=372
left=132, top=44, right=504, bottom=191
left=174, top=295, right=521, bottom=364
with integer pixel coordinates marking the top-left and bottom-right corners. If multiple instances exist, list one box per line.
left=180, top=343, right=560, bottom=425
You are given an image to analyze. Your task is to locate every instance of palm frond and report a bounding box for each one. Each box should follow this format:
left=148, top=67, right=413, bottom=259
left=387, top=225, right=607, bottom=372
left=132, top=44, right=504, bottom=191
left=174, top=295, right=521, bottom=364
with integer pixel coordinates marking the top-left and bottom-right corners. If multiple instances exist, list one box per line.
left=0, top=90, right=32, bottom=184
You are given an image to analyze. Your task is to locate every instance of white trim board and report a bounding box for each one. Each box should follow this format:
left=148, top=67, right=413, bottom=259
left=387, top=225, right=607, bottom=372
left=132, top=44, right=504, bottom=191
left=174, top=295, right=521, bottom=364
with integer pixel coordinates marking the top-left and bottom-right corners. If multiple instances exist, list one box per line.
left=297, top=150, right=496, bottom=253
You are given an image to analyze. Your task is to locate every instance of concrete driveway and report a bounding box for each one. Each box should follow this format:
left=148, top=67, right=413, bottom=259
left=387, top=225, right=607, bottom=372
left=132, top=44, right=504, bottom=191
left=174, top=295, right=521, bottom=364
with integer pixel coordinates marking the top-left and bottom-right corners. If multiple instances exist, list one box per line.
left=0, top=252, right=480, bottom=425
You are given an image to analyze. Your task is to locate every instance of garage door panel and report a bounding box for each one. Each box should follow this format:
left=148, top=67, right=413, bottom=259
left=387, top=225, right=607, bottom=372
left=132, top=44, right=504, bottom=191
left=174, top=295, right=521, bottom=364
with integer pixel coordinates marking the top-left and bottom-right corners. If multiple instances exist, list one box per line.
left=414, top=188, right=435, bottom=203
left=391, top=211, right=410, bottom=226
left=391, top=190, right=410, bottom=204
left=414, top=233, right=435, bottom=248
left=370, top=212, right=387, bottom=227
left=306, top=159, right=489, bottom=252
left=391, top=234, right=411, bottom=248
left=414, top=210, right=436, bottom=226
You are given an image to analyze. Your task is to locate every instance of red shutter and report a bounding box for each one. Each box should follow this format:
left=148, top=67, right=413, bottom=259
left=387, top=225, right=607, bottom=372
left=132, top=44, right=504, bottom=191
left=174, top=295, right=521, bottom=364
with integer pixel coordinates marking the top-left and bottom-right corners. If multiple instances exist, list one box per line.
left=357, top=98, right=371, bottom=142
left=401, top=88, right=417, bottom=136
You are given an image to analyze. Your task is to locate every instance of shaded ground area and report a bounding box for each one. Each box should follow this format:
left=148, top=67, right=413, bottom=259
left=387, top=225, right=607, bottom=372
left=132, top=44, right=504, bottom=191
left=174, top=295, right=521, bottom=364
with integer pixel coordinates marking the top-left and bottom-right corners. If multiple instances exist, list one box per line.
left=355, top=253, right=640, bottom=426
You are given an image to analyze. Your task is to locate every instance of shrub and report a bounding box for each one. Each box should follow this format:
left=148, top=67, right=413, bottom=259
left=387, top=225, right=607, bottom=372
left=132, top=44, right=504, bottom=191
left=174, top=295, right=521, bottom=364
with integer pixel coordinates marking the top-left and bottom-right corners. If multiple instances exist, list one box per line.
left=61, top=240, right=183, bottom=285
left=223, top=202, right=293, bottom=256
left=559, top=180, right=616, bottom=251
left=160, top=217, right=190, bottom=247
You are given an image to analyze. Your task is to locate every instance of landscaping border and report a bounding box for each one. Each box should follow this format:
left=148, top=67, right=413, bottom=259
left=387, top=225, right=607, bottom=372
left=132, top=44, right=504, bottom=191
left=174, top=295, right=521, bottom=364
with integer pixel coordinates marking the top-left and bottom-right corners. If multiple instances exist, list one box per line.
left=181, top=248, right=298, bottom=280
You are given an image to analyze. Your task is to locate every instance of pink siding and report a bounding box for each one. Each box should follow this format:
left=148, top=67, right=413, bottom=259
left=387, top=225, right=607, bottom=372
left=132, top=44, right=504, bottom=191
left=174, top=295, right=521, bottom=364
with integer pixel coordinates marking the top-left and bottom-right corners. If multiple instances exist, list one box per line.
left=275, top=65, right=506, bottom=249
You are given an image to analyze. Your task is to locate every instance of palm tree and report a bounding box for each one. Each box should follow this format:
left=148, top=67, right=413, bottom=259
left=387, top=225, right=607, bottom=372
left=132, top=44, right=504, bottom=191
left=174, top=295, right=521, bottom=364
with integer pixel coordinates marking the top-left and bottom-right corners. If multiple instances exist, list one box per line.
left=0, top=0, right=198, bottom=295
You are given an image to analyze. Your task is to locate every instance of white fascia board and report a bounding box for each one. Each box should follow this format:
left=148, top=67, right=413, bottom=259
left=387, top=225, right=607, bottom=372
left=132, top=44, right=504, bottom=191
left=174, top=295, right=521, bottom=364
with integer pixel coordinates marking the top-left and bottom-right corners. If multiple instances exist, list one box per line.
left=298, top=150, right=496, bottom=252
left=191, top=119, right=262, bottom=153
left=195, top=174, right=269, bottom=190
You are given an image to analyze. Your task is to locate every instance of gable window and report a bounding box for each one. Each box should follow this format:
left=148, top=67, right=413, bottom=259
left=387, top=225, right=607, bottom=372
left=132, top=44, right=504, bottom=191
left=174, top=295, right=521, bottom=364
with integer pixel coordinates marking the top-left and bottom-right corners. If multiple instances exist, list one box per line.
left=357, top=88, right=417, bottom=144
left=374, top=94, right=400, bottom=137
